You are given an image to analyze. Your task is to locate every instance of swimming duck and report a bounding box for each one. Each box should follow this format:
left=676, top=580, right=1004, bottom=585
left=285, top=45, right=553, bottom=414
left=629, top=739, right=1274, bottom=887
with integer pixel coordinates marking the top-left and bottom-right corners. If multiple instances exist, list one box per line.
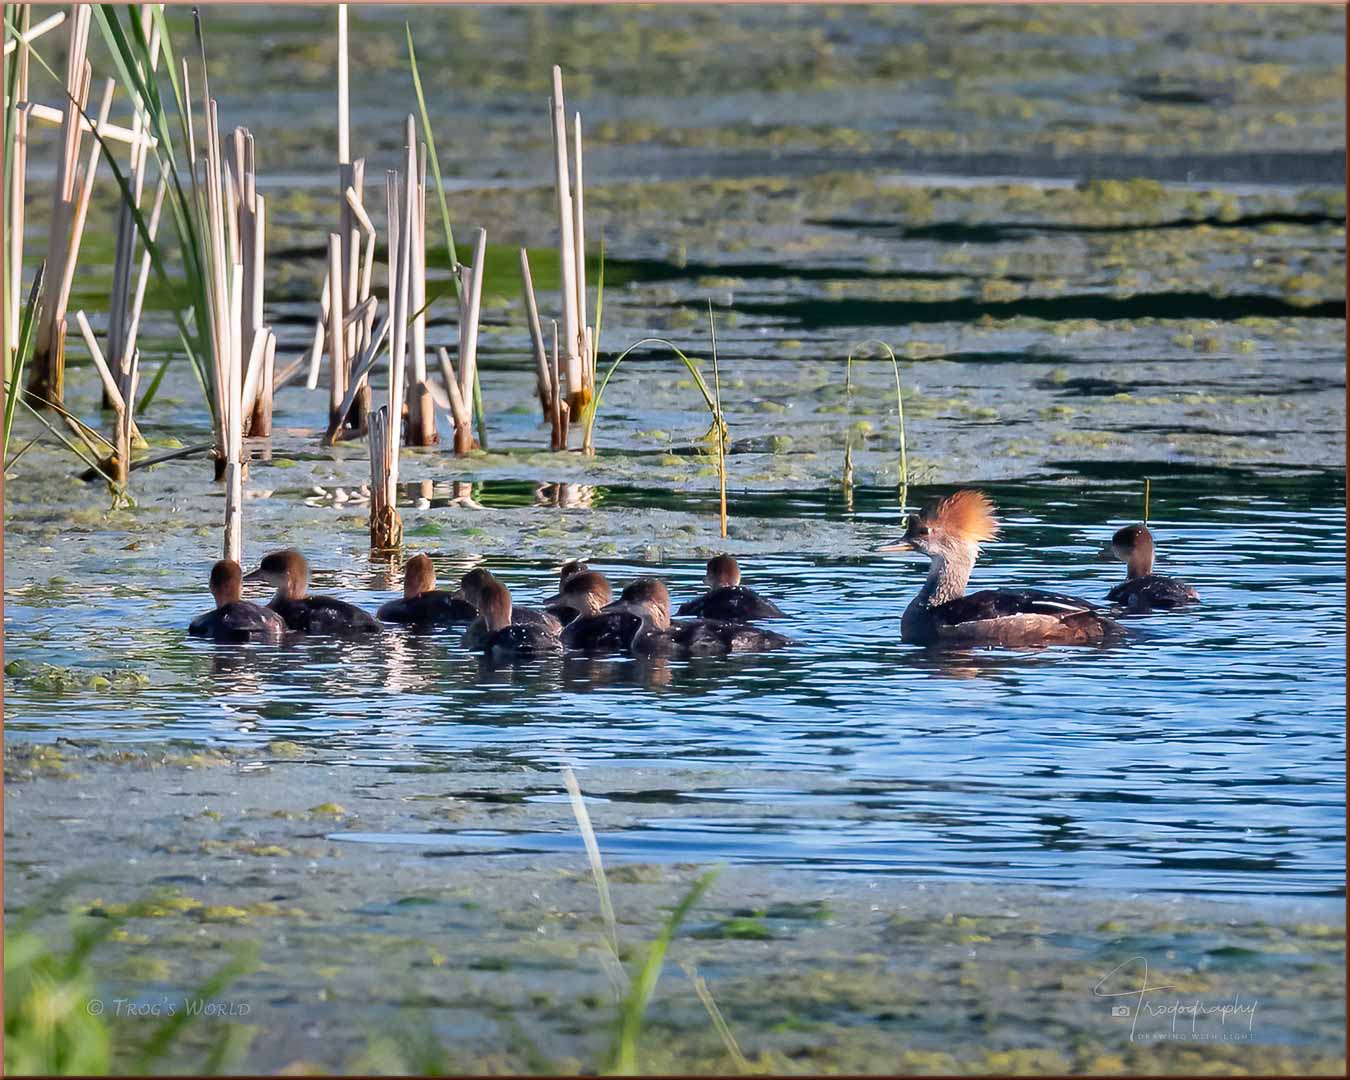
left=460, top=569, right=562, bottom=649
left=377, top=553, right=478, bottom=627
left=1105, top=523, right=1199, bottom=612
left=676, top=554, right=786, bottom=621
left=626, top=578, right=793, bottom=657
left=544, top=570, right=613, bottom=626
left=568, top=578, right=791, bottom=657
left=879, top=490, right=1122, bottom=647
left=474, top=576, right=563, bottom=660
left=189, top=559, right=287, bottom=642
left=243, top=548, right=382, bottom=636
left=560, top=578, right=652, bottom=653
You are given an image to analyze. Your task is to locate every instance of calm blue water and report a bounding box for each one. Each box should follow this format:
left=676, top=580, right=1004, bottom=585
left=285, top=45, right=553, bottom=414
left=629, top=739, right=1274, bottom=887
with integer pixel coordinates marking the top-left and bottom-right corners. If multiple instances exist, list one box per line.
left=5, top=473, right=1344, bottom=898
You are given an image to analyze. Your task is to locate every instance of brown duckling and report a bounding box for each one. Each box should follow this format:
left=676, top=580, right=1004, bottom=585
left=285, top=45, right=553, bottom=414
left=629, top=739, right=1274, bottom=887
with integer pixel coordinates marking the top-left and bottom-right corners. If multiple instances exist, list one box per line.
left=544, top=570, right=613, bottom=627
left=243, top=548, right=381, bottom=636
left=189, top=559, right=287, bottom=642
left=377, top=553, right=478, bottom=627
left=1105, top=524, right=1199, bottom=612
left=676, top=554, right=786, bottom=621
left=460, top=569, right=562, bottom=650
left=474, top=577, right=563, bottom=661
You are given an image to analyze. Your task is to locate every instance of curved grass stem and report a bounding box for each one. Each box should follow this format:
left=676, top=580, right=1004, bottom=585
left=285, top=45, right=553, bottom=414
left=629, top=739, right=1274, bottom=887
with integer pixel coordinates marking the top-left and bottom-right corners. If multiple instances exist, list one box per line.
left=845, top=338, right=907, bottom=508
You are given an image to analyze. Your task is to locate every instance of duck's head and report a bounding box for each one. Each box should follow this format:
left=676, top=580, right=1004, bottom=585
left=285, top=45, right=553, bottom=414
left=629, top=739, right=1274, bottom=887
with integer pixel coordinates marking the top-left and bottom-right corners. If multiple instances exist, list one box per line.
left=403, top=553, right=436, bottom=598
left=458, top=568, right=496, bottom=609
left=604, top=577, right=671, bottom=630
left=878, top=489, right=1000, bottom=563
left=477, top=577, right=513, bottom=632
left=1110, top=523, right=1155, bottom=579
left=705, top=554, right=740, bottom=589
left=560, top=560, right=589, bottom=587
left=548, top=570, right=612, bottom=616
left=244, top=548, right=309, bottom=599
left=209, top=559, right=244, bottom=606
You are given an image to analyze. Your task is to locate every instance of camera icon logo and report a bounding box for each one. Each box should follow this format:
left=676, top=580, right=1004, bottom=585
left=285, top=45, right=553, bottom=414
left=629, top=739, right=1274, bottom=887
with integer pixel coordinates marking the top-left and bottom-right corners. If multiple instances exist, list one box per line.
left=1111, top=1005, right=1131, bottom=1017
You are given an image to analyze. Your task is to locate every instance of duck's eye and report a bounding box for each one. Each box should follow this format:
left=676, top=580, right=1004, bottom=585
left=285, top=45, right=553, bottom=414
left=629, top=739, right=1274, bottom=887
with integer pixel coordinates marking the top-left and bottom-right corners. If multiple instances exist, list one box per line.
left=915, top=526, right=930, bottom=537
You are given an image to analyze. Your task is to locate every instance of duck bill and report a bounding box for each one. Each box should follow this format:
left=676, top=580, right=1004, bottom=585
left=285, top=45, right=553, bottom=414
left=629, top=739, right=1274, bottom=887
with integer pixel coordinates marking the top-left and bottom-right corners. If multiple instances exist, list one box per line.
left=876, top=540, right=914, bottom=553
left=241, top=566, right=268, bottom=582
left=1095, top=543, right=1120, bottom=564
left=540, top=592, right=564, bottom=606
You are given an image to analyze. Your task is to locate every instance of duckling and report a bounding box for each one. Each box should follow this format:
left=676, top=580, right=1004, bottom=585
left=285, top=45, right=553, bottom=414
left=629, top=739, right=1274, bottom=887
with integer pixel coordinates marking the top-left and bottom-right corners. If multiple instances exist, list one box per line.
left=560, top=578, right=653, bottom=654
left=1105, top=524, right=1199, bottom=612
left=243, top=548, right=381, bottom=636
left=460, top=569, right=562, bottom=649
left=377, top=553, right=478, bottom=627
left=622, top=578, right=793, bottom=657
left=544, top=570, right=613, bottom=626
left=475, top=577, right=563, bottom=661
left=189, top=559, right=287, bottom=641
left=676, top=554, right=786, bottom=621
left=879, top=490, right=1122, bottom=647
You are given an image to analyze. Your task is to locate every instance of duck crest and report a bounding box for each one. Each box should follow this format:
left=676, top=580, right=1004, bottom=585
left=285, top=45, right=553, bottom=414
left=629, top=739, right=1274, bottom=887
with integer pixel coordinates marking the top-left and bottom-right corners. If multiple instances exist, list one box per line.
left=930, top=489, right=1000, bottom=545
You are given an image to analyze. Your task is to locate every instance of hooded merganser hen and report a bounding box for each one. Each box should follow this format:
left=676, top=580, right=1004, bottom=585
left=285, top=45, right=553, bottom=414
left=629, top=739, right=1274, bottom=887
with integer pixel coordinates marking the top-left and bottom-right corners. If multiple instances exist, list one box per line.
left=460, top=569, right=562, bottom=649
left=543, top=570, right=613, bottom=626
left=1105, top=524, right=1199, bottom=612
left=189, top=559, right=287, bottom=641
left=243, top=548, right=382, bottom=636
left=474, top=577, right=563, bottom=660
left=675, top=554, right=786, bottom=621
left=879, top=490, right=1122, bottom=647
left=377, top=553, right=478, bottom=627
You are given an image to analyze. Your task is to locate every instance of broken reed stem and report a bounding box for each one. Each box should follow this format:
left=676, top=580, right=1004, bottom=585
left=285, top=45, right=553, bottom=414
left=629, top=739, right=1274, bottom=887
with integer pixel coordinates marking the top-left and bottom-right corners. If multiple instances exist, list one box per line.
left=518, top=248, right=554, bottom=419
left=407, top=141, right=437, bottom=445
left=326, top=232, right=347, bottom=432
left=29, top=10, right=97, bottom=407
left=549, top=65, right=583, bottom=410
left=368, top=406, right=402, bottom=551
left=450, top=226, right=487, bottom=455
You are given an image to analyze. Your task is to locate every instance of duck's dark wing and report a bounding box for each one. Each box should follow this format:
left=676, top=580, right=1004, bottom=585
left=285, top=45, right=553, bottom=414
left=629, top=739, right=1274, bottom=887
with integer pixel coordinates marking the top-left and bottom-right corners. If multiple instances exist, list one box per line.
left=514, top=606, right=563, bottom=635
left=545, top=601, right=582, bottom=626
left=378, top=590, right=477, bottom=626
left=274, top=595, right=381, bottom=635
left=1107, top=575, right=1199, bottom=612
left=191, top=602, right=285, bottom=641
left=669, top=618, right=793, bottom=656
left=562, top=609, right=642, bottom=653
left=676, top=586, right=786, bottom=621
left=487, top=622, right=564, bottom=660
left=932, top=589, right=1101, bottom=627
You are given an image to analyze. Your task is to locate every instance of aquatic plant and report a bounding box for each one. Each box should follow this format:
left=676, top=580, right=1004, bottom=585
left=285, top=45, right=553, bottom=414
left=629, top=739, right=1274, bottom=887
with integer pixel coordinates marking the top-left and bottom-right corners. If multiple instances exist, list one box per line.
left=844, top=339, right=908, bottom=507
left=407, top=22, right=487, bottom=449
left=562, top=766, right=724, bottom=1075
left=4, top=883, right=255, bottom=1076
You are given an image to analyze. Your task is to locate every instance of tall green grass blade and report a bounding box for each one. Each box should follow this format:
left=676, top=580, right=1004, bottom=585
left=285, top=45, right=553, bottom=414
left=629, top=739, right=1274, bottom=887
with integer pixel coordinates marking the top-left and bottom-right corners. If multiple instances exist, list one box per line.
left=607, top=867, right=721, bottom=1075
left=4, top=262, right=44, bottom=462
left=90, top=5, right=216, bottom=421
left=133, top=943, right=257, bottom=1073
left=406, top=24, right=459, bottom=282
left=845, top=339, right=907, bottom=507
left=708, top=302, right=728, bottom=538
left=18, top=398, right=115, bottom=483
